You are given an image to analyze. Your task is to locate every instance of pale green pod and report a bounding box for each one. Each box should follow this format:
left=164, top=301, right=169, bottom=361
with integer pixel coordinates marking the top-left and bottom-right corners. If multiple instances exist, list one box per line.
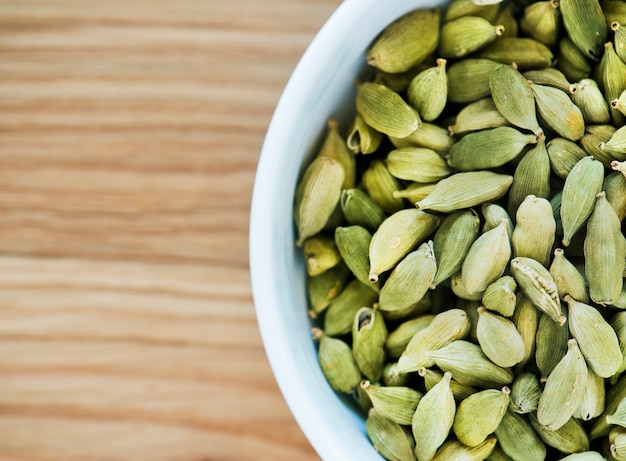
left=361, top=380, right=423, bottom=426
left=356, top=82, right=420, bottom=139
left=474, top=37, right=555, bottom=70
left=427, top=340, right=514, bottom=388
left=556, top=36, right=592, bottom=82
left=383, top=362, right=410, bottom=387
left=462, top=219, right=512, bottom=294
left=565, top=295, right=623, bottom=378
left=490, top=64, right=542, bottom=135
left=419, top=367, right=477, bottom=401
left=379, top=241, right=437, bottom=318
left=511, top=195, right=556, bottom=267
left=447, top=58, right=502, bottom=103
left=606, top=396, right=626, bottom=428
left=529, top=82, right=585, bottom=141
left=368, top=208, right=439, bottom=283
left=392, top=182, right=437, bottom=204
left=307, top=262, right=351, bottom=315
left=611, top=428, right=626, bottom=461
left=294, top=156, right=345, bottom=246
left=535, top=311, right=570, bottom=381
left=335, top=225, right=375, bottom=290
left=431, top=437, right=497, bottom=461
left=512, top=292, right=539, bottom=373
left=302, top=234, right=341, bottom=276
left=385, top=314, right=435, bottom=359
left=439, top=16, right=505, bottom=59
left=318, top=119, right=356, bottom=189
left=453, top=386, right=510, bottom=447
left=612, top=89, right=626, bottom=116
left=509, top=372, right=541, bottom=414
left=610, top=312, right=626, bottom=383
left=510, top=256, right=565, bottom=325
left=560, top=0, right=608, bottom=59
left=386, top=147, right=453, bottom=183
left=407, top=58, right=448, bottom=122
left=601, top=126, right=626, bottom=160
left=581, top=124, right=617, bottom=167
left=584, top=192, right=626, bottom=306
left=549, top=248, right=589, bottom=303
left=432, top=209, right=481, bottom=287
left=482, top=202, right=514, bottom=238
left=524, top=67, right=571, bottom=92
left=604, top=1, right=626, bottom=27
left=361, top=160, right=405, bottom=213
left=416, top=171, right=513, bottom=213
left=560, top=156, right=604, bottom=247
left=507, top=135, right=552, bottom=216
left=530, top=413, right=590, bottom=454
left=312, top=328, right=362, bottom=394
left=324, top=279, right=378, bottom=337
left=591, top=374, right=626, bottom=439
left=598, top=41, right=626, bottom=126
left=546, top=137, right=588, bottom=179
left=551, top=191, right=564, bottom=237
left=569, top=78, right=612, bottom=124
left=396, top=308, right=470, bottom=374
left=520, top=0, right=561, bottom=48
left=538, top=339, right=588, bottom=432
left=390, top=122, right=456, bottom=154
left=573, top=367, right=606, bottom=422
left=366, top=8, right=440, bottom=73
left=447, top=97, right=509, bottom=136
left=446, top=126, right=537, bottom=171
left=374, top=62, right=436, bottom=94
left=445, top=0, right=500, bottom=22
left=412, top=371, right=456, bottom=461
left=614, top=288, right=626, bottom=310
left=451, top=272, right=484, bottom=301
left=495, top=410, right=547, bottom=461
left=352, top=307, right=388, bottom=383
left=477, top=307, right=526, bottom=368
left=560, top=452, right=607, bottom=461
left=346, top=112, right=383, bottom=154
left=365, top=408, right=416, bottom=461
left=340, top=189, right=386, bottom=233
left=493, top=2, right=518, bottom=38
left=482, top=275, right=517, bottom=317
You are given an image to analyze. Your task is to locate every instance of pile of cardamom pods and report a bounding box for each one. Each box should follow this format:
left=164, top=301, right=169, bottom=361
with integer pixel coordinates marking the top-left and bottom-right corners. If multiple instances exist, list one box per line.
left=293, top=0, right=626, bottom=459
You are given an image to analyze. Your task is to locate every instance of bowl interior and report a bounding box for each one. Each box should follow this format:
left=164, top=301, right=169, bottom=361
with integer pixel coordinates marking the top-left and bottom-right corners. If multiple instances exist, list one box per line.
left=250, top=0, right=448, bottom=459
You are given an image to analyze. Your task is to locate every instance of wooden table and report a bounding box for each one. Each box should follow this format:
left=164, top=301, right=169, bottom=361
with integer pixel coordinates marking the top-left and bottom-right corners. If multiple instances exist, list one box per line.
left=0, top=1, right=342, bottom=459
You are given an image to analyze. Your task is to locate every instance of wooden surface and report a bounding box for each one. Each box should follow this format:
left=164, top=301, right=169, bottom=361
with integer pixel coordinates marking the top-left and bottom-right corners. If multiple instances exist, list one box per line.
left=0, top=1, right=342, bottom=459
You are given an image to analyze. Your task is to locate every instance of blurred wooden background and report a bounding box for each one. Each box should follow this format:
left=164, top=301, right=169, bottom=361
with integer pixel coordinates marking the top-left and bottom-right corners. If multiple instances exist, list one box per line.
left=0, top=0, right=341, bottom=459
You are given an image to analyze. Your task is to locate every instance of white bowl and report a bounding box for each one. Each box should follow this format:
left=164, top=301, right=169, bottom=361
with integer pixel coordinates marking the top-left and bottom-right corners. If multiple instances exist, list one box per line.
left=250, top=1, right=447, bottom=459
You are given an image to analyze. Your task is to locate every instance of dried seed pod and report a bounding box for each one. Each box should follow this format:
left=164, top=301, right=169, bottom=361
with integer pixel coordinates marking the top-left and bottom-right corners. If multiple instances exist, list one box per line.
left=318, top=119, right=356, bottom=189
left=368, top=208, right=439, bottom=283
left=366, top=8, right=440, bottom=73
left=390, top=122, right=456, bottom=154
left=601, top=126, right=626, bottom=160
left=598, top=41, right=626, bottom=126
left=606, top=395, right=626, bottom=428
left=573, top=367, right=605, bottom=422
left=556, top=36, right=592, bottom=82
left=610, top=427, right=626, bottom=461
left=324, top=280, right=378, bottom=337
left=524, top=67, right=572, bottom=92
left=590, top=374, right=626, bottom=440
left=340, top=189, right=386, bottom=233
left=439, top=16, right=505, bottom=59
left=356, top=82, right=420, bottom=138
left=550, top=248, right=589, bottom=303
left=445, top=0, right=500, bottom=22
left=610, top=311, right=626, bottom=384
left=352, top=307, right=388, bottom=383
left=447, top=58, right=502, bottom=103
left=407, top=58, right=448, bottom=122
left=384, top=314, right=434, bottom=359
left=612, top=89, right=626, bottom=116
left=452, top=386, right=510, bottom=447
left=529, top=82, right=585, bottom=141
left=448, top=97, right=509, bottom=136
left=535, top=311, right=570, bottom=381
left=512, top=291, right=539, bottom=373
left=509, top=372, right=541, bottom=414
left=392, top=182, right=437, bottom=203
left=416, top=171, right=513, bottom=213
left=482, top=202, right=514, bottom=238
left=346, top=112, right=383, bottom=154
left=546, top=137, right=588, bottom=179
left=560, top=0, right=608, bottom=59
left=431, top=437, right=497, bottom=461
left=511, top=195, right=556, bottom=266
left=520, top=0, right=561, bottom=48
left=360, top=380, right=423, bottom=426
left=477, top=307, right=526, bottom=368
left=565, top=295, right=623, bottom=378
left=431, top=209, right=481, bottom=288
left=419, top=367, right=477, bottom=401
left=411, top=371, right=456, bottom=461
left=462, top=219, right=512, bottom=294
left=447, top=127, right=537, bottom=171
left=307, top=262, right=351, bottom=315
left=386, top=147, right=453, bottom=183
left=312, top=328, right=362, bottom=393
left=581, top=124, right=617, bottom=167
left=361, top=160, right=404, bottom=213
left=495, top=410, right=547, bottom=461
left=494, top=2, right=518, bottom=38
left=560, top=452, right=606, bottom=461
left=334, top=225, right=375, bottom=289
left=530, top=413, right=590, bottom=454
left=302, top=234, right=341, bottom=276
left=482, top=275, right=517, bottom=317
left=474, top=37, right=555, bottom=70
left=365, top=408, right=416, bottom=461
left=569, top=78, right=611, bottom=124
left=490, top=64, right=542, bottom=135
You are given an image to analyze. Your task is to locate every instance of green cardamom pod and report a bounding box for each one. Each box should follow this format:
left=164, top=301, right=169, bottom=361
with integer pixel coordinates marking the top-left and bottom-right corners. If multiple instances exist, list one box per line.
left=482, top=202, right=514, bottom=238
left=312, top=328, right=362, bottom=393
left=439, top=16, right=505, bottom=59
left=606, top=394, right=626, bottom=428
left=361, top=159, right=405, bottom=214
left=560, top=156, right=604, bottom=247
left=352, top=307, right=388, bottom=383
left=445, top=0, right=500, bottom=22
left=482, top=275, right=517, bottom=317
left=447, top=58, right=501, bottom=103
left=510, top=256, right=565, bottom=325
left=546, top=137, right=588, bottom=179
left=549, top=248, right=589, bottom=303
left=431, top=437, right=497, bottom=461
left=495, top=410, right=547, bottom=461
left=581, top=124, right=616, bottom=167
left=610, top=427, right=626, bottom=461
left=386, top=147, right=453, bottom=183
left=603, top=0, right=626, bottom=27
left=535, top=311, right=570, bottom=381
left=368, top=208, right=439, bottom=283
left=560, top=452, right=606, bottom=461
left=318, top=119, right=356, bottom=189
left=556, top=36, right=592, bottom=82
left=610, top=311, right=626, bottom=384
left=416, top=171, right=513, bottom=213
left=432, top=209, right=481, bottom=288
left=365, top=408, right=416, bottom=461
left=560, top=0, right=608, bottom=59
left=509, top=372, right=541, bottom=414
left=360, top=380, right=423, bottom=426
left=407, top=58, right=448, bottom=122
left=590, top=374, right=626, bottom=439
left=524, top=67, right=572, bottom=92
left=335, top=225, right=376, bottom=290
left=412, top=371, right=456, bottom=461
left=520, top=0, right=561, bottom=48
left=512, top=292, right=540, bottom=373
left=584, top=191, right=626, bottom=306
left=447, top=126, right=537, bottom=171
left=303, top=233, right=341, bottom=276
left=453, top=386, right=511, bottom=447
left=511, top=195, right=556, bottom=266
left=340, top=188, right=386, bottom=233
left=385, top=314, right=435, bottom=359
left=494, top=2, right=519, bottom=38
left=419, top=367, right=477, bottom=401
left=477, top=306, right=526, bottom=368
left=307, top=262, right=351, bottom=315
left=598, top=41, right=626, bottom=126
left=392, top=182, right=437, bottom=203
left=530, top=413, right=590, bottom=454
left=529, top=81, right=585, bottom=141
left=612, top=89, right=626, bottom=116
left=474, top=37, right=554, bottom=70
left=601, top=126, right=626, bottom=160
left=324, top=279, right=378, bottom=337
left=448, top=97, right=509, bottom=136
left=569, top=78, right=611, bottom=124
left=565, top=295, right=623, bottom=378
left=573, top=367, right=605, bottom=422
left=390, top=122, right=456, bottom=154
left=346, top=112, right=383, bottom=155
left=378, top=241, right=436, bottom=319
left=366, top=8, right=440, bottom=73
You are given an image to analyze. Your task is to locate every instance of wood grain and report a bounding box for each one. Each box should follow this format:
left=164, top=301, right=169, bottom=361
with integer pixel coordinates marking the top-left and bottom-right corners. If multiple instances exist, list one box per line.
left=0, top=0, right=342, bottom=459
